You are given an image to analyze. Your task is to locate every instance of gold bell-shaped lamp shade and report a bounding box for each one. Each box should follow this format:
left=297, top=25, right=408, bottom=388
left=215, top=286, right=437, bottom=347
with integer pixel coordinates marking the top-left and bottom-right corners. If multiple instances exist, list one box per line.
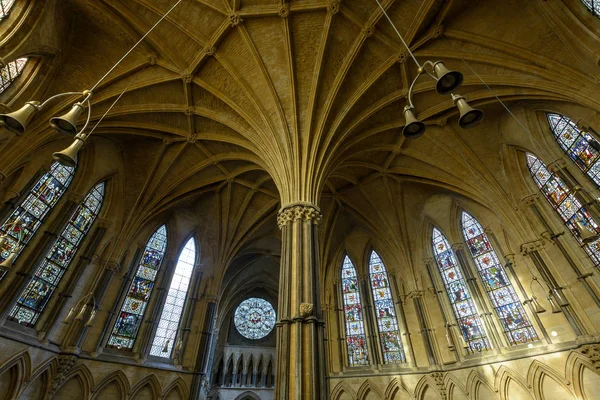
left=551, top=289, right=570, bottom=307
left=0, top=251, right=17, bottom=271
left=0, top=101, right=40, bottom=136
left=453, top=95, right=484, bottom=129
left=52, top=134, right=86, bottom=168
left=575, top=219, right=598, bottom=244
left=63, top=307, right=76, bottom=324
left=530, top=296, right=547, bottom=314
left=547, top=295, right=562, bottom=314
left=433, top=61, right=464, bottom=95
left=50, top=102, right=85, bottom=136
left=402, top=106, right=426, bottom=139
left=85, top=309, right=97, bottom=327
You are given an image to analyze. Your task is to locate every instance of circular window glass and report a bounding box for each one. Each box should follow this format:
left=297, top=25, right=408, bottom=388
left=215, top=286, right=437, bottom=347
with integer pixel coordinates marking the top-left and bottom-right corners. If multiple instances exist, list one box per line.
left=234, top=297, right=276, bottom=339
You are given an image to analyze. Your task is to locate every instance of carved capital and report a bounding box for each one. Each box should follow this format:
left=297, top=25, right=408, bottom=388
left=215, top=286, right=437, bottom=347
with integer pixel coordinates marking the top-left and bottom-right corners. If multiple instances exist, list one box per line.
left=580, top=344, right=600, bottom=370
left=187, top=133, right=197, bottom=143
left=396, top=52, right=408, bottom=64
left=520, top=239, right=545, bottom=256
left=547, top=158, right=567, bottom=173
left=67, top=192, right=84, bottom=204
left=181, top=73, right=193, bottom=84
left=423, top=257, right=434, bottom=265
left=277, top=203, right=322, bottom=228
left=521, top=193, right=539, bottom=206
left=299, top=303, right=314, bottom=317
left=49, top=355, right=78, bottom=394
left=229, top=13, right=242, bottom=27
left=450, top=243, right=464, bottom=252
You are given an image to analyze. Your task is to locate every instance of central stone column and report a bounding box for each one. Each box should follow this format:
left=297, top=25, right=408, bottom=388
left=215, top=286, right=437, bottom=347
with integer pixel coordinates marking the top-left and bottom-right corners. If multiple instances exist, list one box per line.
left=275, top=202, right=326, bottom=399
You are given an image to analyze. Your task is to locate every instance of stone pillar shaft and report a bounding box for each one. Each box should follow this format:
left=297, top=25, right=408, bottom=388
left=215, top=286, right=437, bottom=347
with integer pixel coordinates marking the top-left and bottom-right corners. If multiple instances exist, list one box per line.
left=275, top=203, right=325, bottom=400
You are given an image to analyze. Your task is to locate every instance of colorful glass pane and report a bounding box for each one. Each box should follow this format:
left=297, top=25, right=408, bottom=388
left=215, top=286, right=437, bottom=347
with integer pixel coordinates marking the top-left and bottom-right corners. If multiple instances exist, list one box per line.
left=150, top=237, right=196, bottom=357
left=432, top=228, right=490, bottom=352
left=548, top=113, right=600, bottom=187
left=108, top=225, right=167, bottom=350
left=527, top=153, right=600, bottom=267
left=461, top=212, right=538, bottom=345
left=340, top=255, right=369, bottom=366
left=582, top=0, right=600, bottom=17
left=368, top=251, right=405, bottom=363
left=8, top=183, right=105, bottom=326
left=234, top=298, right=276, bottom=340
left=0, top=162, right=75, bottom=281
left=0, top=58, right=26, bottom=93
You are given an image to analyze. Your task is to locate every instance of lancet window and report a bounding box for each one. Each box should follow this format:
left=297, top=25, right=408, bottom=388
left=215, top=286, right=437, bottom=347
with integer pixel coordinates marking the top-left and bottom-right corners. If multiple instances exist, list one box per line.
left=8, top=182, right=105, bottom=326
left=340, top=255, right=369, bottom=366
left=0, top=58, right=27, bottom=93
left=432, top=227, right=490, bottom=352
left=0, top=162, right=75, bottom=280
left=150, top=237, right=196, bottom=357
left=368, top=251, right=405, bottom=363
left=582, top=0, right=600, bottom=17
left=461, top=212, right=538, bottom=345
left=526, top=153, right=600, bottom=266
left=547, top=113, right=600, bottom=187
left=108, top=225, right=167, bottom=350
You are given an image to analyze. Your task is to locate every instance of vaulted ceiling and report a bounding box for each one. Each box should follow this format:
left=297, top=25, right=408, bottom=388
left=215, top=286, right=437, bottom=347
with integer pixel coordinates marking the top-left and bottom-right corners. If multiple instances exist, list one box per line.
left=2, top=0, right=599, bottom=284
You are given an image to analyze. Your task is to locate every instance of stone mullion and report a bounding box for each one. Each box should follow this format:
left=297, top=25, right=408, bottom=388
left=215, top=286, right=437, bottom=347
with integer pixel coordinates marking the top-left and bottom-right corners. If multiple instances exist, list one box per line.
left=524, top=194, right=600, bottom=309
left=95, top=247, right=143, bottom=354
left=389, top=272, right=415, bottom=365
left=424, top=260, right=462, bottom=360
left=411, top=291, right=439, bottom=366
left=190, top=299, right=217, bottom=399
left=332, top=281, right=346, bottom=370
left=453, top=244, right=504, bottom=352
left=549, top=160, right=600, bottom=222
left=0, top=195, right=80, bottom=322
left=38, top=223, right=107, bottom=341
left=274, top=203, right=325, bottom=400
left=177, top=268, right=203, bottom=366
left=360, top=273, right=381, bottom=368
left=138, top=257, right=175, bottom=360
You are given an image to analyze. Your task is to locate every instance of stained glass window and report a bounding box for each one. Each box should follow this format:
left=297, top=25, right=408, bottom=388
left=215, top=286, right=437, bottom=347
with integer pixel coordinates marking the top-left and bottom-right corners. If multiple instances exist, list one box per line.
left=526, top=153, right=600, bottom=266
left=8, top=183, right=105, bottom=326
left=234, top=298, right=276, bottom=340
left=582, top=0, right=600, bottom=17
left=108, top=225, right=167, bottom=350
left=0, top=58, right=27, bottom=93
left=368, top=251, right=405, bottom=364
left=340, top=255, right=369, bottom=366
left=0, top=1, right=15, bottom=20
left=547, top=113, right=600, bottom=187
left=461, top=212, right=538, bottom=345
left=149, top=237, right=196, bottom=357
left=0, top=162, right=75, bottom=281
left=432, top=227, right=490, bottom=352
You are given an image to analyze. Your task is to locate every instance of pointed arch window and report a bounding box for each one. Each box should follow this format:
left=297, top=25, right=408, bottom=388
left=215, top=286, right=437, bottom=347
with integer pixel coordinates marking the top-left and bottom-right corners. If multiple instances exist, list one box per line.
left=582, top=1, right=600, bottom=17
left=526, top=153, right=600, bottom=266
left=0, top=58, right=27, bottom=93
left=547, top=113, right=600, bottom=187
left=0, top=162, right=75, bottom=280
left=368, top=251, right=405, bottom=363
left=432, top=227, right=490, bottom=352
left=0, top=1, right=16, bottom=19
left=340, top=255, right=369, bottom=366
left=108, top=225, right=167, bottom=350
left=150, top=237, right=196, bottom=357
left=461, top=212, right=538, bottom=345
left=8, top=182, right=105, bottom=326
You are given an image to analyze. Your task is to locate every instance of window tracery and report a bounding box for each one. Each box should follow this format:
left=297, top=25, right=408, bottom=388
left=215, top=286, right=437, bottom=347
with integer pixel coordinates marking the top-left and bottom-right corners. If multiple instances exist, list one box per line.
left=340, top=255, right=369, bottom=366
left=234, top=298, right=276, bottom=340
left=432, top=227, right=490, bottom=352
left=461, top=212, right=538, bottom=345
left=108, top=225, right=167, bottom=350
left=0, top=58, right=27, bottom=93
left=8, top=182, right=104, bottom=326
left=582, top=0, right=600, bottom=17
left=526, top=153, right=600, bottom=266
left=547, top=113, right=600, bottom=186
left=368, top=250, right=405, bottom=363
left=0, top=162, right=75, bottom=281
left=150, top=237, right=196, bottom=357
left=0, top=1, right=15, bottom=20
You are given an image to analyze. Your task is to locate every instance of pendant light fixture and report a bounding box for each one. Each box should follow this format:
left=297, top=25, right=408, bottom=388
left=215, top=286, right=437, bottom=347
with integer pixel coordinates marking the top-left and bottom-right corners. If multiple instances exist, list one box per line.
left=63, top=291, right=97, bottom=327
left=374, top=0, right=483, bottom=138
left=528, top=276, right=568, bottom=314
left=0, top=0, right=183, bottom=139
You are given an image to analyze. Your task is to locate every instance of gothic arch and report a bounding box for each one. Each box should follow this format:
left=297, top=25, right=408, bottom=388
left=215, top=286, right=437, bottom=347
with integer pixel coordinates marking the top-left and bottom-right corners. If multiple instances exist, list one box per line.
left=444, top=374, right=469, bottom=400
left=90, top=370, right=129, bottom=400
left=495, top=365, right=533, bottom=400
left=161, top=376, right=188, bottom=400
left=565, top=350, right=600, bottom=400
left=0, top=350, right=31, bottom=400
left=357, top=379, right=384, bottom=400
left=129, top=374, right=161, bottom=400
left=233, top=391, right=261, bottom=400
left=466, top=370, right=498, bottom=400
left=414, top=376, right=443, bottom=400
left=330, top=381, right=357, bottom=400
left=52, top=363, right=93, bottom=400
left=384, top=377, right=413, bottom=400
left=526, top=359, right=575, bottom=400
